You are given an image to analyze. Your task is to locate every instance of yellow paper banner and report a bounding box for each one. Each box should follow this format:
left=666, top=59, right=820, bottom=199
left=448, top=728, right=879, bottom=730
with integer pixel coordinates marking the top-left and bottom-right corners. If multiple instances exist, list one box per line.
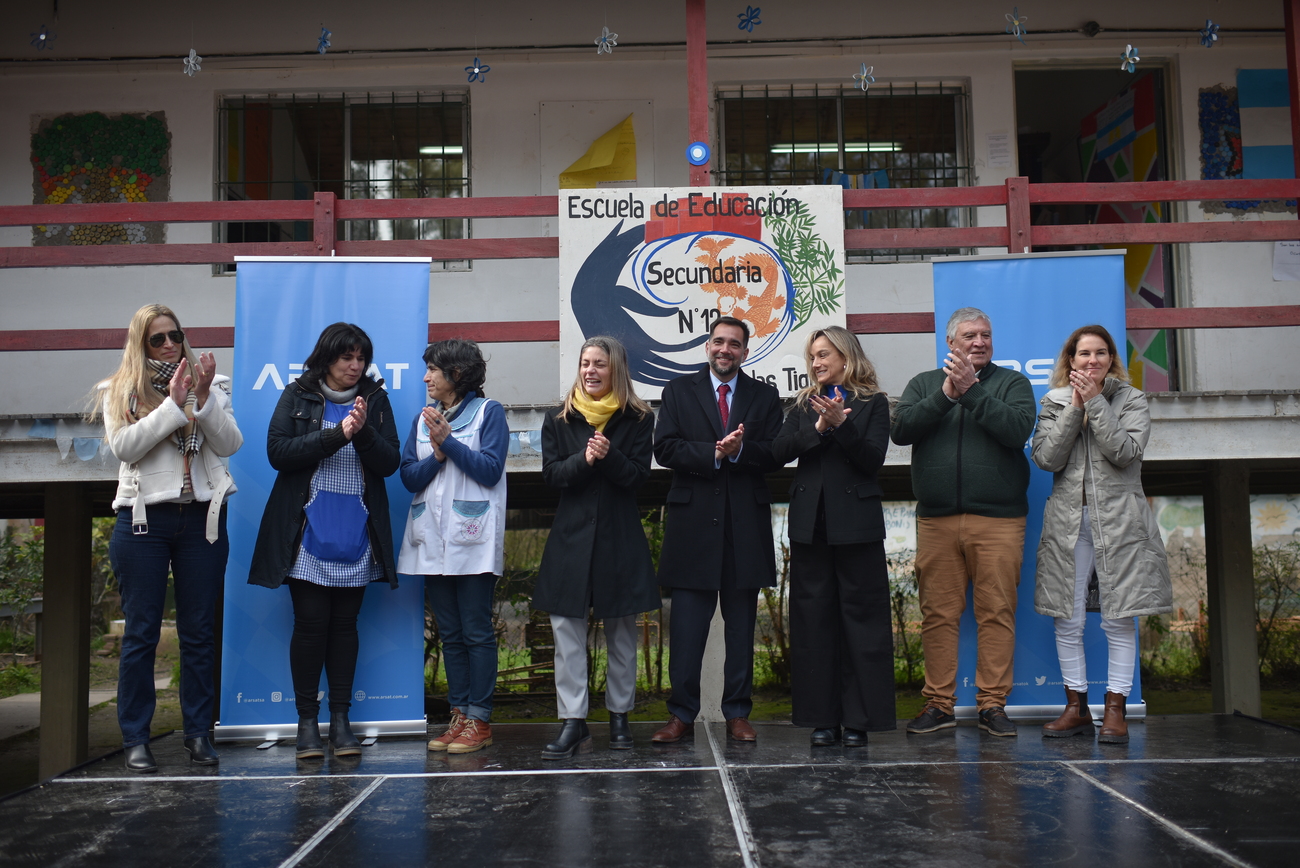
left=559, top=115, right=637, bottom=189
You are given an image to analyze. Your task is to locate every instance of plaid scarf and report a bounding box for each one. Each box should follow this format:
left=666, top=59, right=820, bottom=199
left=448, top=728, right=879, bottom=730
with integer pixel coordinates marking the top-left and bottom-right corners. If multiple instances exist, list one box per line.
left=133, top=360, right=200, bottom=495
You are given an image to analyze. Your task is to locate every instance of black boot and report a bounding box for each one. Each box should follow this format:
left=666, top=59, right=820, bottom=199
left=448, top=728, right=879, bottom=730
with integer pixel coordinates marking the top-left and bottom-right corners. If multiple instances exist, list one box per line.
left=329, top=711, right=362, bottom=756
left=184, top=736, right=220, bottom=765
left=542, top=719, right=592, bottom=759
left=124, top=743, right=157, bottom=773
left=810, top=727, right=840, bottom=746
left=296, top=716, right=324, bottom=759
left=842, top=728, right=868, bottom=748
left=608, top=712, right=633, bottom=750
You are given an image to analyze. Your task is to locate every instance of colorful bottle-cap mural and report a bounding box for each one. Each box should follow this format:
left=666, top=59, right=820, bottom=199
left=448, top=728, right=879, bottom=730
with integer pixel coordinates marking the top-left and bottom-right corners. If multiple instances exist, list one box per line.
left=30, top=112, right=171, bottom=246
left=1078, top=73, right=1170, bottom=392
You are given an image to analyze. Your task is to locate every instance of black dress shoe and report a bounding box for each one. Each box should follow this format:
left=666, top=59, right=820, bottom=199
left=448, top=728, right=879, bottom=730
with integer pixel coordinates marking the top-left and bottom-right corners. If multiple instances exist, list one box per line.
left=184, top=736, right=219, bottom=765
left=296, top=716, right=324, bottom=759
left=810, top=727, right=841, bottom=746
left=329, top=711, right=362, bottom=756
left=124, top=743, right=157, bottom=773
left=608, top=712, right=633, bottom=750
left=842, top=728, right=868, bottom=747
left=542, top=719, right=592, bottom=759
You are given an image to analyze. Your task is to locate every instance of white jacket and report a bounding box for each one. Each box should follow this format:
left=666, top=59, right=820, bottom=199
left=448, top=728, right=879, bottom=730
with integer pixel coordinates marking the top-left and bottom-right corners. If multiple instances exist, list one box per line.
left=103, top=375, right=243, bottom=543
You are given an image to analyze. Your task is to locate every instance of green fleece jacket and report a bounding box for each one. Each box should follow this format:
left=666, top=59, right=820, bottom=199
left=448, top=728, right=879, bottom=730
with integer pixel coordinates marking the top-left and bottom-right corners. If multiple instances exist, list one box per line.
left=890, top=362, right=1036, bottom=518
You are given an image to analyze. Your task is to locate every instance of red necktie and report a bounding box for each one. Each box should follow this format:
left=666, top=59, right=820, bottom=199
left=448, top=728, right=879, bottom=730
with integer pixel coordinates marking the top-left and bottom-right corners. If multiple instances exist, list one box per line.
left=717, top=383, right=730, bottom=429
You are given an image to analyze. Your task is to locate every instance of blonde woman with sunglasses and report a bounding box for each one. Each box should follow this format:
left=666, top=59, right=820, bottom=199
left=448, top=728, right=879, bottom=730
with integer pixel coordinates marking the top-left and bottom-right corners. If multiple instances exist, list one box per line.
left=92, top=304, right=242, bottom=773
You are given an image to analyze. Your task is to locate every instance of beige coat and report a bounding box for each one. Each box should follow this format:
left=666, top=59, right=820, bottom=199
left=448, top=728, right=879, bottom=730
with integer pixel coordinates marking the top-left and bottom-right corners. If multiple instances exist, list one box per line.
left=1031, top=378, right=1172, bottom=621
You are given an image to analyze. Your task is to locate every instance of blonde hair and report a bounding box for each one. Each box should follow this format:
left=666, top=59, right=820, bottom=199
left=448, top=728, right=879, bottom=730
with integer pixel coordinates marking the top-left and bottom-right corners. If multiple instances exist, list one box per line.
left=89, top=304, right=199, bottom=427
left=559, top=336, right=652, bottom=420
left=1049, top=324, right=1129, bottom=388
left=794, top=325, right=882, bottom=408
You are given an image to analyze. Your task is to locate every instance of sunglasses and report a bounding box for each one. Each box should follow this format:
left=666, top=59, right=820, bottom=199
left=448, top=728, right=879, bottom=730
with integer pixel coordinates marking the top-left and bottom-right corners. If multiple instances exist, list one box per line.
left=147, top=330, right=186, bottom=348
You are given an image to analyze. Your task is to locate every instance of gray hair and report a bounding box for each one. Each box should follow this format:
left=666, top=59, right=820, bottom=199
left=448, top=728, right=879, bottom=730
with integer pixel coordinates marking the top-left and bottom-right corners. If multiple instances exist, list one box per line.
left=945, top=307, right=992, bottom=342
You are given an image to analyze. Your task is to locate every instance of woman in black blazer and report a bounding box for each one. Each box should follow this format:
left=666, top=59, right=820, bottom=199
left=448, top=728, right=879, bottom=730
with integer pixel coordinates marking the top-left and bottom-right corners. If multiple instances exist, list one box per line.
left=533, top=336, right=660, bottom=758
left=772, top=325, right=895, bottom=746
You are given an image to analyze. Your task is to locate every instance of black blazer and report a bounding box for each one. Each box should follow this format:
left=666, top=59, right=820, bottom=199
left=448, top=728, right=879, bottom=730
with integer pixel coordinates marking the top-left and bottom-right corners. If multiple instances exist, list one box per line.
left=653, top=367, right=783, bottom=590
left=772, top=391, right=890, bottom=546
left=248, top=375, right=401, bottom=590
left=533, top=406, right=660, bottom=619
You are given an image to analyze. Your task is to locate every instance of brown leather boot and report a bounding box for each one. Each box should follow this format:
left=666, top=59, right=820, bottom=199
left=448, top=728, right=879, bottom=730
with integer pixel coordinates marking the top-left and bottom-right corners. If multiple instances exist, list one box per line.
left=1042, top=688, right=1093, bottom=738
left=1098, top=691, right=1129, bottom=744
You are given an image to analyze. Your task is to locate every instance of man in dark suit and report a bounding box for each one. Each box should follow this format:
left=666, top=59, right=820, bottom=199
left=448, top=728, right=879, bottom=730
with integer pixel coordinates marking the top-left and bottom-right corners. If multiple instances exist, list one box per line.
left=650, top=316, right=783, bottom=743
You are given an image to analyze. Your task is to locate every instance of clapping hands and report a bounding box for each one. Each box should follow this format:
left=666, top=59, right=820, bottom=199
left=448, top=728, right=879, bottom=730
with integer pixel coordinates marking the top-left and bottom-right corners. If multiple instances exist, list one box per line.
left=341, top=396, right=368, bottom=441
left=585, top=431, right=610, bottom=465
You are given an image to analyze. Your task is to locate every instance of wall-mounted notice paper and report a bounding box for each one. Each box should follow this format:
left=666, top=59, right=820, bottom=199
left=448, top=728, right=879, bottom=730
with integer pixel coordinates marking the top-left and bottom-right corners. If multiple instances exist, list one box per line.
left=1273, top=240, right=1300, bottom=281
left=987, top=130, right=1013, bottom=169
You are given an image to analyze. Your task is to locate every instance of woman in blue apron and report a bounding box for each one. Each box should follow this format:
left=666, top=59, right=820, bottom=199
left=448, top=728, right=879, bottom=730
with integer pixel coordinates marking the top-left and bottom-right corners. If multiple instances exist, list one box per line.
left=250, top=322, right=401, bottom=759
left=399, top=339, right=508, bottom=755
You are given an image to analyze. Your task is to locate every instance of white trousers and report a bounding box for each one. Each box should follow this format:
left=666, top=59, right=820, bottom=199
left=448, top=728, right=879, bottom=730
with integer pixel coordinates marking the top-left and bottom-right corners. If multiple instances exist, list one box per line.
left=1054, top=506, right=1138, bottom=696
left=550, top=613, right=639, bottom=719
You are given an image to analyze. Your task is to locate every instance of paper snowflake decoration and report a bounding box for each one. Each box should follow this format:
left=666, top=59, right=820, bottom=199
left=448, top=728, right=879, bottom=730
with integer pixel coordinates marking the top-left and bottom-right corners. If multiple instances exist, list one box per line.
left=853, top=64, right=875, bottom=93
left=737, top=6, right=761, bottom=33
left=1005, top=8, right=1028, bottom=46
left=183, top=48, right=202, bottom=77
left=1200, top=19, right=1219, bottom=48
left=1120, top=44, right=1139, bottom=73
left=465, top=57, right=490, bottom=83
left=318, top=27, right=332, bottom=55
left=595, top=26, right=618, bottom=54
left=30, top=24, right=56, bottom=50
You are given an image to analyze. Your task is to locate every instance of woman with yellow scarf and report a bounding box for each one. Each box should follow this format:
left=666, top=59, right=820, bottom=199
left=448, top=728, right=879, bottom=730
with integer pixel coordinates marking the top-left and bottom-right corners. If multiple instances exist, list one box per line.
left=534, top=336, right=660, bottom=758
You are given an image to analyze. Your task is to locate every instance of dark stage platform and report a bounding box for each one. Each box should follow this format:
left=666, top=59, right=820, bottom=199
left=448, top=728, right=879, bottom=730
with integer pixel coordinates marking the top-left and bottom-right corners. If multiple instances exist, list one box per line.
left=2, top=714, right=1298, bottom=867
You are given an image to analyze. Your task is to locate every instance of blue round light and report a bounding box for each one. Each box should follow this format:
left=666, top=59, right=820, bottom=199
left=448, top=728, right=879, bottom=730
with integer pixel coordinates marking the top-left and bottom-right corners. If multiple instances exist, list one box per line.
left=686, top=141, right=711, bottom=166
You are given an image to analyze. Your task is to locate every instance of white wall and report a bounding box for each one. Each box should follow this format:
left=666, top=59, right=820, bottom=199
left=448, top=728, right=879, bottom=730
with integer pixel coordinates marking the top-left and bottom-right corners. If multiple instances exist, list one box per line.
left=1, top=0, right=1296, bottom=415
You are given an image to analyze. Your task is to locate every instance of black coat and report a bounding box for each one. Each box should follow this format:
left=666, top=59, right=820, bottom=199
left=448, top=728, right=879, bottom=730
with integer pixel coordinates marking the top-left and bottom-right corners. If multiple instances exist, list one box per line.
left=533, top=406, right=661, bottom=619
left=248, top=375, right=401, bottom=590
left=772, top=391, right=890, bottom=546
left=653, top=367, right=783, bottom=590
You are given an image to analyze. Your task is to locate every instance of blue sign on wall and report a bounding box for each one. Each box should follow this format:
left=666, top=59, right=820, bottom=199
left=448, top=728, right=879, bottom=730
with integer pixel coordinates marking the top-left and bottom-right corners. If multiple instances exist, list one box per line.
left=217, top=257, right=431, bottom=739
left=931, top=250, right=1137, bottom=716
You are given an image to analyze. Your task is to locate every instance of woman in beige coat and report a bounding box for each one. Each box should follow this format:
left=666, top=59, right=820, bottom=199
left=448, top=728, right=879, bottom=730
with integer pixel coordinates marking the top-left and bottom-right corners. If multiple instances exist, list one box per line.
left=1031, top=325, right=1171, bottom=745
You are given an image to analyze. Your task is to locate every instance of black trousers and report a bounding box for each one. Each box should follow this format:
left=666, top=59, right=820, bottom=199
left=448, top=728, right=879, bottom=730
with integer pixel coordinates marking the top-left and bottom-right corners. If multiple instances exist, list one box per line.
left=789, top=538, right=897, bottom=732
left=288, top=579, right=367, bottom=716
left=666, top=497, right=759, bottom=723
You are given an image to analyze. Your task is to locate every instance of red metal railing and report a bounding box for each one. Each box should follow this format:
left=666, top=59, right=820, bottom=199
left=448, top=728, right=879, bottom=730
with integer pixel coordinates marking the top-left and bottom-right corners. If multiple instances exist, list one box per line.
left=3, top=178, right=1299, bottom=349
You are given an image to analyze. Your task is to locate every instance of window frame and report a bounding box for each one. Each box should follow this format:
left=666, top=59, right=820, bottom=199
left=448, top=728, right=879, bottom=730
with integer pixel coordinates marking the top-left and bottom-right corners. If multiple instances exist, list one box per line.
left=715, top=80, right=974, bottom=262
left=215, top=89, right=471, bottom=272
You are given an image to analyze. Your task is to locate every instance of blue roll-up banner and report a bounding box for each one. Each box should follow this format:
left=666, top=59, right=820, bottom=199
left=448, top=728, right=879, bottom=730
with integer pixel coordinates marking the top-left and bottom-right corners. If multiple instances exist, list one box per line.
left=216, top=257, right=431, bottom=741
left=931, top=250, right=1140, bottom=720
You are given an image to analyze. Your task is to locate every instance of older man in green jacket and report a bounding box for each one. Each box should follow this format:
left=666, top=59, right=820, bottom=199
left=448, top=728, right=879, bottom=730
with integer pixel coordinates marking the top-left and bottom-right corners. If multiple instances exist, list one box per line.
left=891, top=307, right=1036, bottom=737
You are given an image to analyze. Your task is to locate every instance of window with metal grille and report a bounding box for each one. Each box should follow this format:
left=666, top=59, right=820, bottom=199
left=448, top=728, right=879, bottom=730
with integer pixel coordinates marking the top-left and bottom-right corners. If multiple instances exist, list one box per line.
left=217, top=92, right=469, bottom=270
left=717, top=82, right=971, bottom=261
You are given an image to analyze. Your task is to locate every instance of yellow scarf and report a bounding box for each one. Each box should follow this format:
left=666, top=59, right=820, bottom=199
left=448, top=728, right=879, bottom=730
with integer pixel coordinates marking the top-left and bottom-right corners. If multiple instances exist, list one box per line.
left=571, top=388, right=620, bottom=432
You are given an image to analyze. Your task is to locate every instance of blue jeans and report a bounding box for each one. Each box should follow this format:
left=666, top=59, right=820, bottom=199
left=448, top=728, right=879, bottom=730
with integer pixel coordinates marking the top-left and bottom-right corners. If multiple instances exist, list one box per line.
left=426, top=574, right=497, bottom=722
left=109, top=503, right=227, bottom=747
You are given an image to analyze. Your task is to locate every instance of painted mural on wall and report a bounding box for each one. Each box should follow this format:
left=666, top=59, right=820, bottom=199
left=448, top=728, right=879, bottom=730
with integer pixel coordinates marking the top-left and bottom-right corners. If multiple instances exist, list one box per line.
left=1198, top=77, right=1296, bottom=215
left=30, top=112, right=170, bottom=245
left=1079, top=74, right=1171, bottom=393
left=558, top=186, right=847, bottom=399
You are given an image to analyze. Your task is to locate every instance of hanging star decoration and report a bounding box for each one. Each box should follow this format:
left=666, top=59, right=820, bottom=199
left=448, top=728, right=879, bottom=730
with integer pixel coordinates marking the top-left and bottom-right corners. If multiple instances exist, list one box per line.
left=465, top=57, right=489, bottom=83
left=853, top=63, right=875, bottom=93
left=1200, top=19, right=1219, bottom=48
left=317, top=26, right=332, bottom=55
left=737, top=6, right=761, bottom=33
left=1120, top=44, right=1140, bottom=73
left=1004, top=8, right=1028, bottom=46
left=595, top=25, right=617, bottom=54
left=30, top=24, right=56, bottom=50
left=183, top=48, right=202, bottom=77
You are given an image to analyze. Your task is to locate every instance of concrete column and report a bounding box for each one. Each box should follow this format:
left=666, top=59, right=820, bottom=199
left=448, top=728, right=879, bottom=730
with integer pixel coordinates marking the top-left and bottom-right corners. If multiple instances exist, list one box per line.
left=39, top=482, right=92, bottom=779
left=697, top=607, right=726, bottom=722
left=1204, top=461, right=1261, bottom=717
